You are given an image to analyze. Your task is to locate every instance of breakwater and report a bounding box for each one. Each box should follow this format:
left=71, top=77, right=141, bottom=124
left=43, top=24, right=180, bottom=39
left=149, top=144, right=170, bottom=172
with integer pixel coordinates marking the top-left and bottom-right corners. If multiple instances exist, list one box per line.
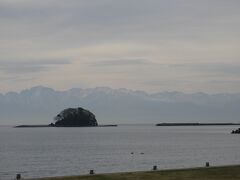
left=156, top=123, right=240, bottom=126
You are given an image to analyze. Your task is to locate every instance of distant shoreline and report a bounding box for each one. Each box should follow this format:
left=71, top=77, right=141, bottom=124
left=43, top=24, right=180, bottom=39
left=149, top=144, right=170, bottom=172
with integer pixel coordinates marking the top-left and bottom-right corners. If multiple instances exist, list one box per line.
left=15, top=125, right=51, bottom=128
left=14, top=123, right=240, bottom=128
left=156, top=123, right=240, bottom=126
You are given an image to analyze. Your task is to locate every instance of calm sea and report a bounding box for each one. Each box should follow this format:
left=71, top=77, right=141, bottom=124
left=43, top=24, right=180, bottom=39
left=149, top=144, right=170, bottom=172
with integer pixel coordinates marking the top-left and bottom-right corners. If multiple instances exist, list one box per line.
left=0, top=125, right=240, bottom=179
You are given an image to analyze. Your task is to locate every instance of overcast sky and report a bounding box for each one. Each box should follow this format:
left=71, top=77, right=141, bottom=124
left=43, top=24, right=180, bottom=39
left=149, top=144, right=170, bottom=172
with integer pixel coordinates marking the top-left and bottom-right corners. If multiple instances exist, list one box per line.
left=1, top=0, right=240, bottom=93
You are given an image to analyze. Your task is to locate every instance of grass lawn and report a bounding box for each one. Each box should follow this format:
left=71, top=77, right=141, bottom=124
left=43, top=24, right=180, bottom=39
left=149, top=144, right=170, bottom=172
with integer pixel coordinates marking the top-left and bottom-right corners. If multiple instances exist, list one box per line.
left=29, top=165, right=240, bottom=180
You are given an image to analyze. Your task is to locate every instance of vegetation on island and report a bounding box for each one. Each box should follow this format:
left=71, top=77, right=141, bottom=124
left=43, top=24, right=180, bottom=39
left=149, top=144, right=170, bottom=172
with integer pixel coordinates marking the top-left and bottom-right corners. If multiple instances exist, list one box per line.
left=54, top=107, right=98, bottom=127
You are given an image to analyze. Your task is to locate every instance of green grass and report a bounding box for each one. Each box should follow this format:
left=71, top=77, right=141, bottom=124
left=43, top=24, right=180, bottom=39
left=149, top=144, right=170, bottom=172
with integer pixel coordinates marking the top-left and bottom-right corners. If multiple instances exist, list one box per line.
left=29, top=165, right=240, bottom=180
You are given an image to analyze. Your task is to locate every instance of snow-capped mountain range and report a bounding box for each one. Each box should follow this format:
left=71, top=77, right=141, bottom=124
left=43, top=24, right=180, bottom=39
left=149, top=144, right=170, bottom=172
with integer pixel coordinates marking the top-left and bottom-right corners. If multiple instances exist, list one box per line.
left=0, top=86, right=240, bottom=125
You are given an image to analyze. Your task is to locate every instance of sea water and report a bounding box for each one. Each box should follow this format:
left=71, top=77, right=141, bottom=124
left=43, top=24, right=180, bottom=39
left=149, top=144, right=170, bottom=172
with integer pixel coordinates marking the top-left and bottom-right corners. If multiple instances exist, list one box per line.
left=0, top=125, right=240, bottom=179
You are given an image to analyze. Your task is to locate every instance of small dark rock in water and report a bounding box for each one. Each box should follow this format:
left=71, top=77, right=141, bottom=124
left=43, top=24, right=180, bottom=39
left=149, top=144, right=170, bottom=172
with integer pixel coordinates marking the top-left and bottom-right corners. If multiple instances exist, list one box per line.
left=153, top=165, right=157, bottom=170
left=16, top=174, right=21, bottom=179
left=89, top=170, right=94, bottom=175
left=49, top=123, right=55, bottom=127
left=231, top=128, right=240, bottom=134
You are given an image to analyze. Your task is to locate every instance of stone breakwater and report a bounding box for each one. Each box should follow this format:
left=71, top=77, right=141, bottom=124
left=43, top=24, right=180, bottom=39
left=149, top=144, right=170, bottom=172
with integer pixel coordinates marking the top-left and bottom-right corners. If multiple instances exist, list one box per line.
left=232, top=128, right=240, bottom=134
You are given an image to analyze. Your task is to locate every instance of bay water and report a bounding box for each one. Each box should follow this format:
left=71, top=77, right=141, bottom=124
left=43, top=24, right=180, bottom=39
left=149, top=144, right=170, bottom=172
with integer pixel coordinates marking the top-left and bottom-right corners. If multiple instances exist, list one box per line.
left=0, top=125, right=240, bottom=179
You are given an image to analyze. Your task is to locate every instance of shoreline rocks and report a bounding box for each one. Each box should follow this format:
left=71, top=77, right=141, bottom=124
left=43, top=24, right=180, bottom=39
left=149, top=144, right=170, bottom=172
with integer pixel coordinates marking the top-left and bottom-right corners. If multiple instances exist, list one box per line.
left=231, top=128, right=240, bottom=134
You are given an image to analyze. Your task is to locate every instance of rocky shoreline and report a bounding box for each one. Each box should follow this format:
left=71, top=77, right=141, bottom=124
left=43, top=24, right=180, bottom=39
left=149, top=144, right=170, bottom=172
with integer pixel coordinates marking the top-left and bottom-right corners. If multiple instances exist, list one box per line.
left=232, top=128, right=240, bottom=134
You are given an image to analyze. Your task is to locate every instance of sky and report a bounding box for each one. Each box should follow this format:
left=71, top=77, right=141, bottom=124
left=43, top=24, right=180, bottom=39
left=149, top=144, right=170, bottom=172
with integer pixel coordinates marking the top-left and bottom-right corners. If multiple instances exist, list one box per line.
left=1, top=0, right=240, bottom=93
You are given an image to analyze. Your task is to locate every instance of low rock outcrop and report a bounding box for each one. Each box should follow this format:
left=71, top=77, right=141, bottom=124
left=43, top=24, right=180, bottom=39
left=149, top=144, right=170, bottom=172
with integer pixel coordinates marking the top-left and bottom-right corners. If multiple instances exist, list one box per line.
left=231, top=128, right=240, bottom=134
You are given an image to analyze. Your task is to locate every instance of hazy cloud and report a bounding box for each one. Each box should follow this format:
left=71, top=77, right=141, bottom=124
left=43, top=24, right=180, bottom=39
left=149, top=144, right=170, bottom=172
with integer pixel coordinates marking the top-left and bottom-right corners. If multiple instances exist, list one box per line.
left=90, top=59, right=152, bottom=67
left=0, top=59, right=71, bottom=74
left=1, top=0, right=240, bottom=93
left=167, top=62, right=240, bottom=76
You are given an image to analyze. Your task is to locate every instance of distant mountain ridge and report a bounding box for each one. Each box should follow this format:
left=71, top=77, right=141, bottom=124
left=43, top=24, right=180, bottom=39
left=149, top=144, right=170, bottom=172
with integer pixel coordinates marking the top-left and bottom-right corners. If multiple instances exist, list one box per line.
left=0, top=86, right=240, bottom=125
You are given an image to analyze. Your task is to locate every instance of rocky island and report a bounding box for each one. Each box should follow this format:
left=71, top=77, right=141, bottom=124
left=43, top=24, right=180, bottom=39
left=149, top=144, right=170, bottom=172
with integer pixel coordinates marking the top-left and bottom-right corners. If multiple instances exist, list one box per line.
left=54, top=107, right=98, bottom=127
left=15, top=107, right=98, bottom=127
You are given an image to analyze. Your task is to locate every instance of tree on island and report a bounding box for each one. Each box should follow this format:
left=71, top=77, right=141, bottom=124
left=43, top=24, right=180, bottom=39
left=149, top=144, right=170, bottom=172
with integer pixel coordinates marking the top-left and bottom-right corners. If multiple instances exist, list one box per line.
left=54, top=107, right=98, bottom=127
